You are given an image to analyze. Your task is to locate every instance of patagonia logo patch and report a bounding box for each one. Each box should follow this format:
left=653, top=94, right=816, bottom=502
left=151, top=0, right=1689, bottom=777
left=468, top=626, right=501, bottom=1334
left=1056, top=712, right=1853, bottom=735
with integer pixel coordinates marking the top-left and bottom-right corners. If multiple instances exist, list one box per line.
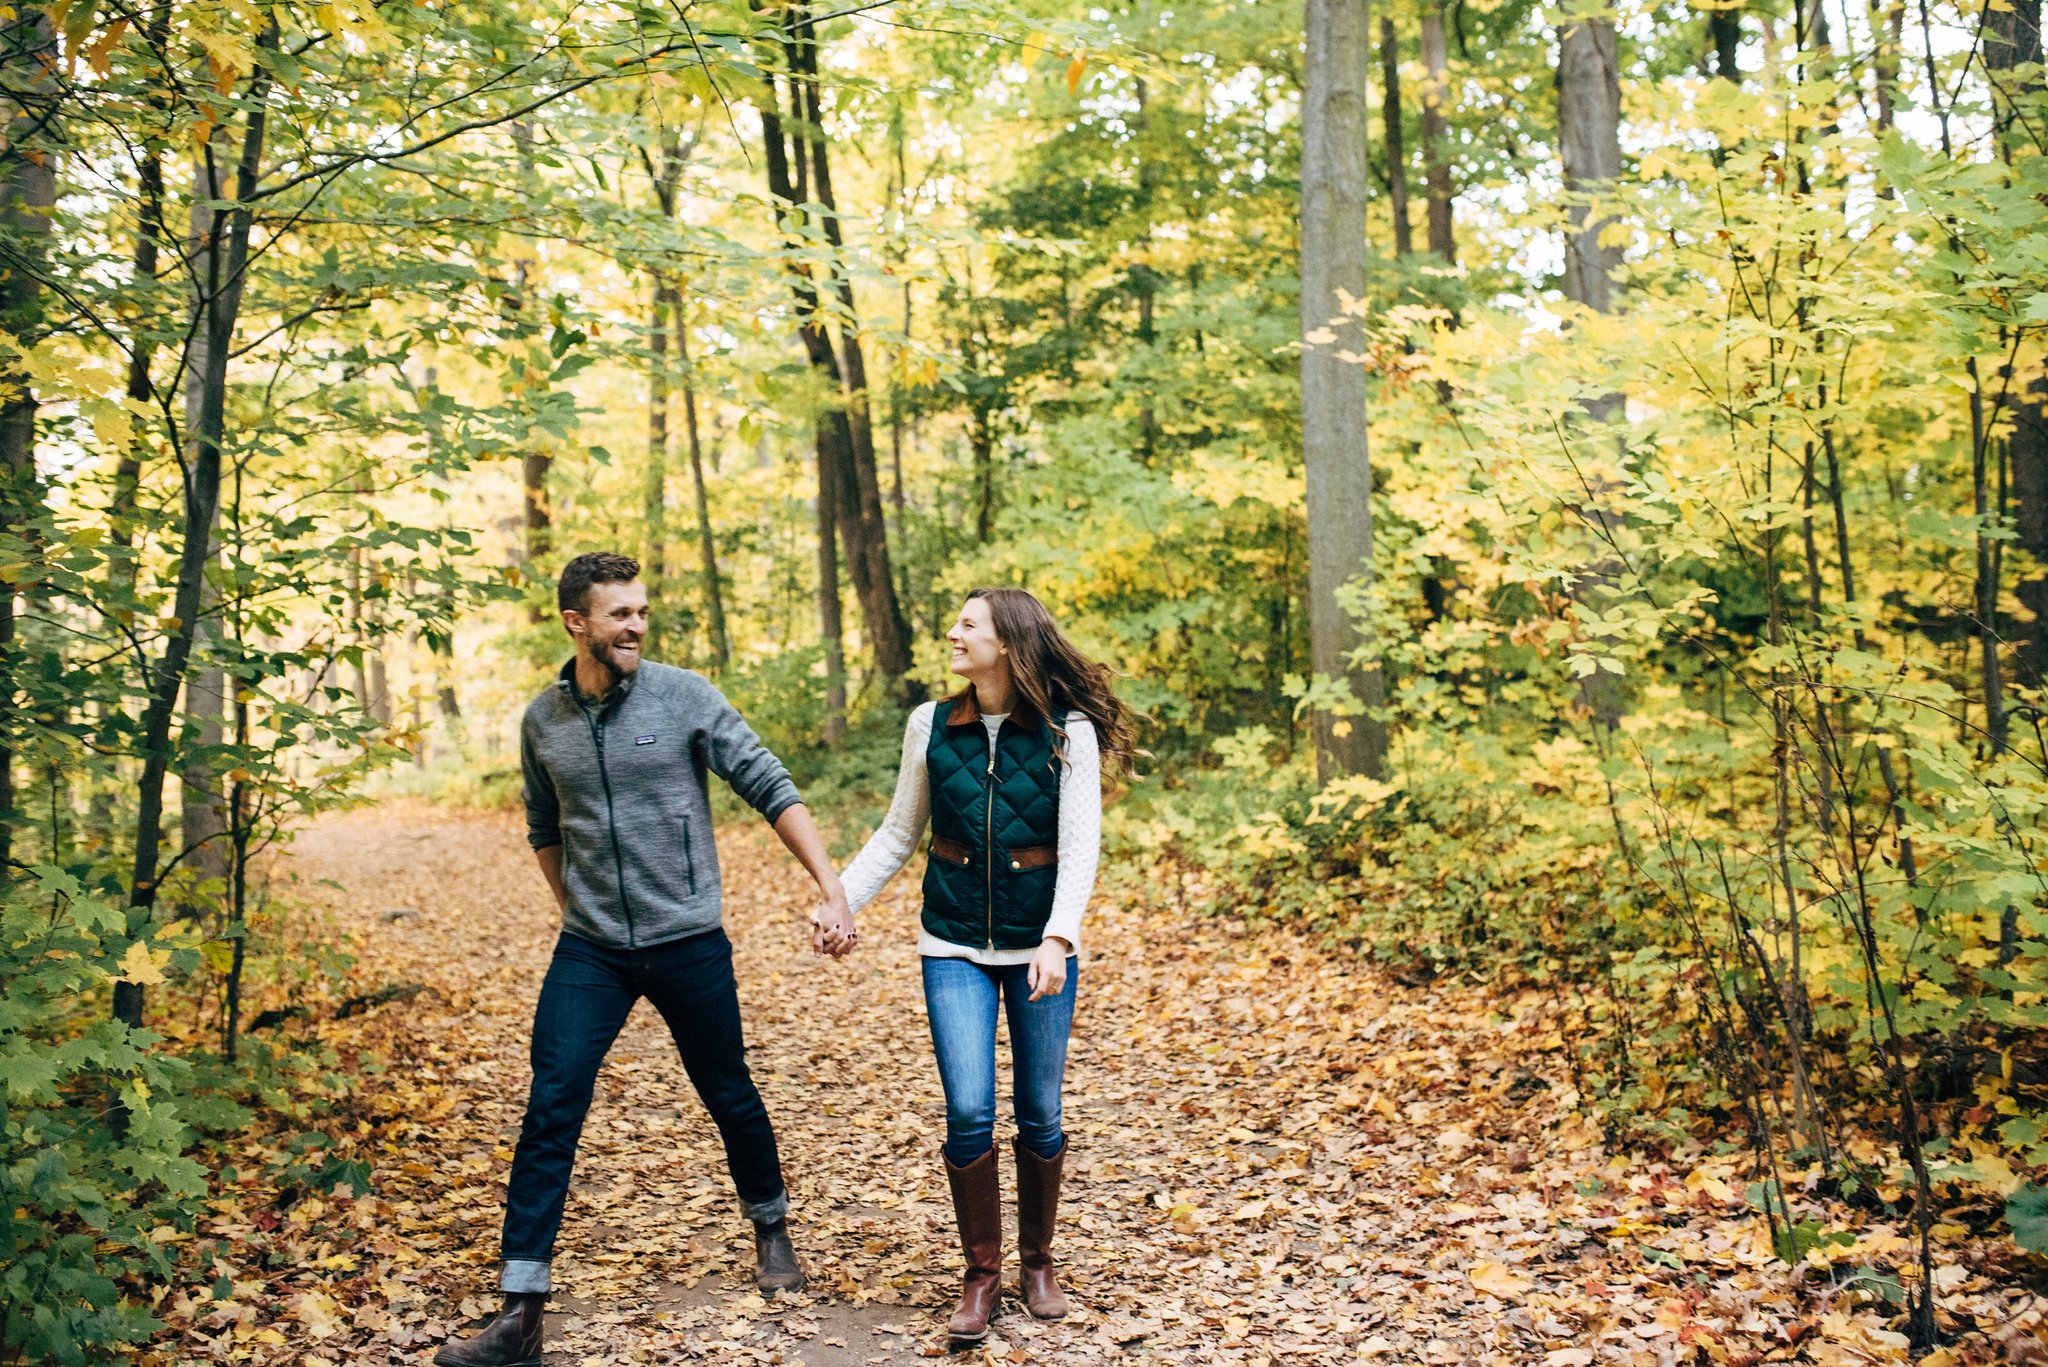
left=635, top=735, right=657, bottom=745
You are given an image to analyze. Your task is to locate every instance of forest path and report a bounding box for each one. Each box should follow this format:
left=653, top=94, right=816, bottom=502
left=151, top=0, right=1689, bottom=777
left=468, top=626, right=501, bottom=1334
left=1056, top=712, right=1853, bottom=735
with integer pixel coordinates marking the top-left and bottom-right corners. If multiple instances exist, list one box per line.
left=265, top=802, right=1775, bottom=1366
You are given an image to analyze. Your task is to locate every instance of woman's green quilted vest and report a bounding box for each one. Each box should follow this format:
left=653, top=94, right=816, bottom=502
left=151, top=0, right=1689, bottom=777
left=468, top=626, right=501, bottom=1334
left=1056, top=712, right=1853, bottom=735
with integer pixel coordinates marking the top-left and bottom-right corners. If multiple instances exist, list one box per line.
left=921, top=694, right=1061, bottom=950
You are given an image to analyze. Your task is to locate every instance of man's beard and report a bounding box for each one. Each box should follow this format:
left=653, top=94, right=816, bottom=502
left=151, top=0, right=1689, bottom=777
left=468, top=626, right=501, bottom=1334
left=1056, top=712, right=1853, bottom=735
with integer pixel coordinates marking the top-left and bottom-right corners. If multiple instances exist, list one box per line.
left=596, top=636, right=641, bottom=679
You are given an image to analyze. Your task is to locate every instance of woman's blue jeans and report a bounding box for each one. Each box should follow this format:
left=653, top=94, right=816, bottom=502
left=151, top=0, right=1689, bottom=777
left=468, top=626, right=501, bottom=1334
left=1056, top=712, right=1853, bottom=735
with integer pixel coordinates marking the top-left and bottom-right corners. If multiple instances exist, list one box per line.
left=922, top=954, right=1078, bottom=1168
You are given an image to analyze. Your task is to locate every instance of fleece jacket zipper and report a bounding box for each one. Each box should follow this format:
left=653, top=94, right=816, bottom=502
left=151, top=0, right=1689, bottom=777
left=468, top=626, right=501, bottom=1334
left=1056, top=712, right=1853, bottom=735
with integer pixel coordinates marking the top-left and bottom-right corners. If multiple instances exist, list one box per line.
left=583, top=701, right=637, bottom=949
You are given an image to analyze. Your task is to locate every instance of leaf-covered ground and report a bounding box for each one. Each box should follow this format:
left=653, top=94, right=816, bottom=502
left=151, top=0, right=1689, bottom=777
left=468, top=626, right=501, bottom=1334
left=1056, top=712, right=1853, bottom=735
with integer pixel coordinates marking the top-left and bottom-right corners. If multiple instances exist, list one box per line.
left=160, top=804, right=2043, bottom=1365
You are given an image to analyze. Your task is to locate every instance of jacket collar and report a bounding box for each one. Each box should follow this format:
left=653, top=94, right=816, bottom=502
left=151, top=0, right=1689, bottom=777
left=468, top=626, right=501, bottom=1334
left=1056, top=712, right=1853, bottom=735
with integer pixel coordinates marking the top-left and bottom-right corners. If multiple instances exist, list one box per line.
left=557, top=655, right=636, bottom=711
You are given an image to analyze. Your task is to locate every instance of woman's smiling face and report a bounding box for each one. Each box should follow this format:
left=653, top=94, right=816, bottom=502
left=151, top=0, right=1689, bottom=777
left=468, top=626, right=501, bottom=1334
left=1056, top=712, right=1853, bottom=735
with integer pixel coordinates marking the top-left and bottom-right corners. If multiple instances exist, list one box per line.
left=946, top=598, right=1005, bottom=678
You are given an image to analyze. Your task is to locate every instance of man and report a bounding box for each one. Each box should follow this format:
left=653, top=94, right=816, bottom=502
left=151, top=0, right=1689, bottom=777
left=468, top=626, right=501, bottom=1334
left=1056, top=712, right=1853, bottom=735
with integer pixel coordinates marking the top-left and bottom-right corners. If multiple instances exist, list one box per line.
left=436, top=551, right=857, bottom=1367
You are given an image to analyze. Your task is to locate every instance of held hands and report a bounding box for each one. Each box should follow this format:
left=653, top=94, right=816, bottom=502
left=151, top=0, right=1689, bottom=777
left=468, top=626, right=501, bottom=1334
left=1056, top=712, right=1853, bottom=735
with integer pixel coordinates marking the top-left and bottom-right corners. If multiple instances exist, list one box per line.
left=1027, top=937, right=1072, bottom=1001
left=811, top=894, right=858, bottom=958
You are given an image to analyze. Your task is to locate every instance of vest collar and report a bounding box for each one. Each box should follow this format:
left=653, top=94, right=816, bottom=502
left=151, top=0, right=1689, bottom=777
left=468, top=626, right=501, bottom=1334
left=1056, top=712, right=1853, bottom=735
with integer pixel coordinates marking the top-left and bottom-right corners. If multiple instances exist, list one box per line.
left=944, top=687, right=1040, bottom=732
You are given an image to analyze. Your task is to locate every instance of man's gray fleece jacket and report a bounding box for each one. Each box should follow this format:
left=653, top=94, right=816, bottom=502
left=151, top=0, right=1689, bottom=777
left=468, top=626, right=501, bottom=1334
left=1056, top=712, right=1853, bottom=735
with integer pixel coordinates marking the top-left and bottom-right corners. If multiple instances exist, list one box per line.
left=521, top=659, right=803, bottom=949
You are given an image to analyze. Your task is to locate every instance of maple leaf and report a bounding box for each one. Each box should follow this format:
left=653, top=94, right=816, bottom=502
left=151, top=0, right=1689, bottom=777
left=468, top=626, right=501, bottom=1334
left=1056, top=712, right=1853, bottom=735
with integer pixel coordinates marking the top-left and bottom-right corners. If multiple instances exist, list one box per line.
left=117, top=939, right=167, bottom=986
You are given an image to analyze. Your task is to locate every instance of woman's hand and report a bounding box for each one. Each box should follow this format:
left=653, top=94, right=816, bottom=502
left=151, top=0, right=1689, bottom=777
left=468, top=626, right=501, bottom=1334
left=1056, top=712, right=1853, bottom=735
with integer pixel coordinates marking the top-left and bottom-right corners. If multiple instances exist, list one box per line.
left=1027, top=936, right=1072, bottom=1001
left=812, top=895, right=858, bottom=958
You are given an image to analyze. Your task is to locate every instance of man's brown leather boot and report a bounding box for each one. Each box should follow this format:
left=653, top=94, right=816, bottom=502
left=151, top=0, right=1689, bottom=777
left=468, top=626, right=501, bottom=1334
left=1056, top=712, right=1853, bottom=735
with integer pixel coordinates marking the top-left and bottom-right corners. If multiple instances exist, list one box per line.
left=753, top=1218, right=808, bottom=1294
left=432, top=1292, right=545, bottom=1367
left=1014, top=1139, right=1071, bottom=1319
left=943, top=1148, right=1003, bottom=1341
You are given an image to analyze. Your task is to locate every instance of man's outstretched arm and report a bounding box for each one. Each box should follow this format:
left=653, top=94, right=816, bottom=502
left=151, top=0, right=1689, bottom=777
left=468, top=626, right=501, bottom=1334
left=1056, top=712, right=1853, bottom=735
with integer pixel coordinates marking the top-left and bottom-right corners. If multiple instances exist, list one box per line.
left=772, top=804, right=857, bottom=957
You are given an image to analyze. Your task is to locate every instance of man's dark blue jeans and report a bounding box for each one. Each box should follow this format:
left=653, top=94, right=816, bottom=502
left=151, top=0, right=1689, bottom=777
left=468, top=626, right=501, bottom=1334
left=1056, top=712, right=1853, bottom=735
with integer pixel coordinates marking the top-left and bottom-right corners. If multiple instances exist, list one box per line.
left=499, top=929, right=788, bottom=1293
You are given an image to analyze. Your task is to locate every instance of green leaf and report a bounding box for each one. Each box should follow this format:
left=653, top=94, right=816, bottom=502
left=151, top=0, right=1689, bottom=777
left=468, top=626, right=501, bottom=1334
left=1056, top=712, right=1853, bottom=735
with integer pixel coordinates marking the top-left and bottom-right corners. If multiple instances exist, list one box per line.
left=2006, top=1183, right=2048, bottom=1253
left=0, top=1051, right=62, bottom=1100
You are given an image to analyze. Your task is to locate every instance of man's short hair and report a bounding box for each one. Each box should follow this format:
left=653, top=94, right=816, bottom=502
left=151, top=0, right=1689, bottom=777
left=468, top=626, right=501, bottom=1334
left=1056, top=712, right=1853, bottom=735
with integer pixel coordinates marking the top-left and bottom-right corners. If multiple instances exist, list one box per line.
left=557, top=552, right=641, bottom=614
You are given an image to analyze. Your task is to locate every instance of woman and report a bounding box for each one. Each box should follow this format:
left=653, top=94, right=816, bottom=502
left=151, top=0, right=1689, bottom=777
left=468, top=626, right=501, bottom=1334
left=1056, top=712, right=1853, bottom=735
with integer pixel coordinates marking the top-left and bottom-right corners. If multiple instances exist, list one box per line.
left=837, top=587, right=1138, bottom=1342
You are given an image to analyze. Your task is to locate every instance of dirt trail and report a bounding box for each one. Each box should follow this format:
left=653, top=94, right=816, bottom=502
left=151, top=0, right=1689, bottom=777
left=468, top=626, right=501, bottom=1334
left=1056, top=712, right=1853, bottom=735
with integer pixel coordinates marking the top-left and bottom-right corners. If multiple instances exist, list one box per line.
left=260, top=802, right=1787, bottom=1366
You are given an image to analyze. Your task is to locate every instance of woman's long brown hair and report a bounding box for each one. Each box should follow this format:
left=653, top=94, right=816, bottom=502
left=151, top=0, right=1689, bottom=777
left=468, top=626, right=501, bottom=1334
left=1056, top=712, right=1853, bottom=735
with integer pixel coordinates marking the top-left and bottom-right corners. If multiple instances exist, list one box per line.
left=963, top=587, right=1142, bottom=781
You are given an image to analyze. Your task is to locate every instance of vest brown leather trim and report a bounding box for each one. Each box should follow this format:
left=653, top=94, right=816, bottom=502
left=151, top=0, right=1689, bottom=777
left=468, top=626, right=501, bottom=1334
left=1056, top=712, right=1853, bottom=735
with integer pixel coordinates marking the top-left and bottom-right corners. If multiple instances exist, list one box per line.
left=927, top=834, right=1057, bottom=871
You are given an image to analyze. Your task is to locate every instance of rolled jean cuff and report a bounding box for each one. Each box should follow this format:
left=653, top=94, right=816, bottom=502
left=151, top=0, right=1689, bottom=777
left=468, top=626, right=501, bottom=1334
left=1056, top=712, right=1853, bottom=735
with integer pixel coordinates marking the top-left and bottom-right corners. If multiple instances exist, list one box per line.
left=740, top=1188, right=789, bottom=1224
left=500, top=1259, right=552, bottom=1294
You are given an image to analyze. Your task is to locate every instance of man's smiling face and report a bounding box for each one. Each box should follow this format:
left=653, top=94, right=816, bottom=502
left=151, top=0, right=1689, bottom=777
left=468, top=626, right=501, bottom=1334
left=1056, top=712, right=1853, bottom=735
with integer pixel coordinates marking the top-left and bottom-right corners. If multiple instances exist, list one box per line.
left=569, top=578, right=650, bottom=681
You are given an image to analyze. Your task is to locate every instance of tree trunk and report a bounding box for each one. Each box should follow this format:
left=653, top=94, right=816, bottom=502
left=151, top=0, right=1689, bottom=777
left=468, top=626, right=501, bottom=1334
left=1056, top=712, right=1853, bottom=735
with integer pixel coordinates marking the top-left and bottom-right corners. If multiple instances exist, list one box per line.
left=1380, top=17, right=1413, bottom=258
left=111, top=2, right=171, bottom=593
left=117, top=22, right=278, bottom=1034
left=783, top=16, right=917, bottom=703
left=1986, top=1, right=2044, bottom=699
left=1300, top=0, right=1388, bottom=783
left=2015, top=379, right=2048, bottom=689
left=1557, top=10, right=1628, bottom=729
left=638, top=124, right=695, bottom=623
left=675, top=294, right=731, bottom=670
left=345, top=542, right=368, bottom=708
left=510, top=122, right=550, bottom=622
left=1135, top=266, right=1158, bottom=464
left=1985, top=0, right=2041, bottom=100
left=1419, top=3, right=1456, bottom=265
left=889, top=115, right=911, bottom=554
left=815, top=430, right=847, bottom=747
left=1710, top=10, right=1743, bottom=81
left=221, top=688, right=251, bottom=1060
left=758, top=52, right=861, bottom=730
left=367, top=636, right=390, bottom=725
left=1, top=16, right=60, bottom=869
left=1871, top=0, right=1903, bottom=131
left=179, top=140, right=234, bottom=892
left=521, top=444, right=551, bottom=610
left=348, top=470, right=390, bottom=726
left=0, top=11, right=55, bottom=877
left=971, top=403, right=996, bottom=543
left=1558, top=19, right=1623, bottom=322
left=644, top=276, right=672, bottom=606
left=179, top=615, right=229, bottom=885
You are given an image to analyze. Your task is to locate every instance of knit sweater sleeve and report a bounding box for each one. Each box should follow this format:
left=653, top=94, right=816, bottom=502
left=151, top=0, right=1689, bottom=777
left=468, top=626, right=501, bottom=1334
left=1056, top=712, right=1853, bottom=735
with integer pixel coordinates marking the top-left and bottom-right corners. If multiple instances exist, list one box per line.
left=1040, top=715, right=1100, bottom=953
left=839, top=703, right=935, bottom=916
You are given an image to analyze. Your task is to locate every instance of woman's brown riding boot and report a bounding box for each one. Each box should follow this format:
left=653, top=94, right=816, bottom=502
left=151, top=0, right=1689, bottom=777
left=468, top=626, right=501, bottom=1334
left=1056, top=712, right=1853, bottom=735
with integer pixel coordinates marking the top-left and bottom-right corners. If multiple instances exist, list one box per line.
left=943, top=1148, right=1003, bottom=1341
left=432, top=1292, right=545, bottom=1367
left=1013, top=1138, right=1071, bottom=1319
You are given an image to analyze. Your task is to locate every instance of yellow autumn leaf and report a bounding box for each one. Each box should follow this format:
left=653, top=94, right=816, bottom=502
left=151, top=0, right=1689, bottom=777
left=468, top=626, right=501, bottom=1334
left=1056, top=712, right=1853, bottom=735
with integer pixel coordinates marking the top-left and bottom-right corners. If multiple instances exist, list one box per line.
left=1469, top=1261, right=1532, bottom=1298
left=1968, top=1152, right=2021, bottom=1195
left=1685, top=1168, right=1734, bottom=1202
left=191, top=29, right=253, bottom=80
left=1066, top=52, right=1086, bottom=95
left=116, top=939, right=167, bottom=986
